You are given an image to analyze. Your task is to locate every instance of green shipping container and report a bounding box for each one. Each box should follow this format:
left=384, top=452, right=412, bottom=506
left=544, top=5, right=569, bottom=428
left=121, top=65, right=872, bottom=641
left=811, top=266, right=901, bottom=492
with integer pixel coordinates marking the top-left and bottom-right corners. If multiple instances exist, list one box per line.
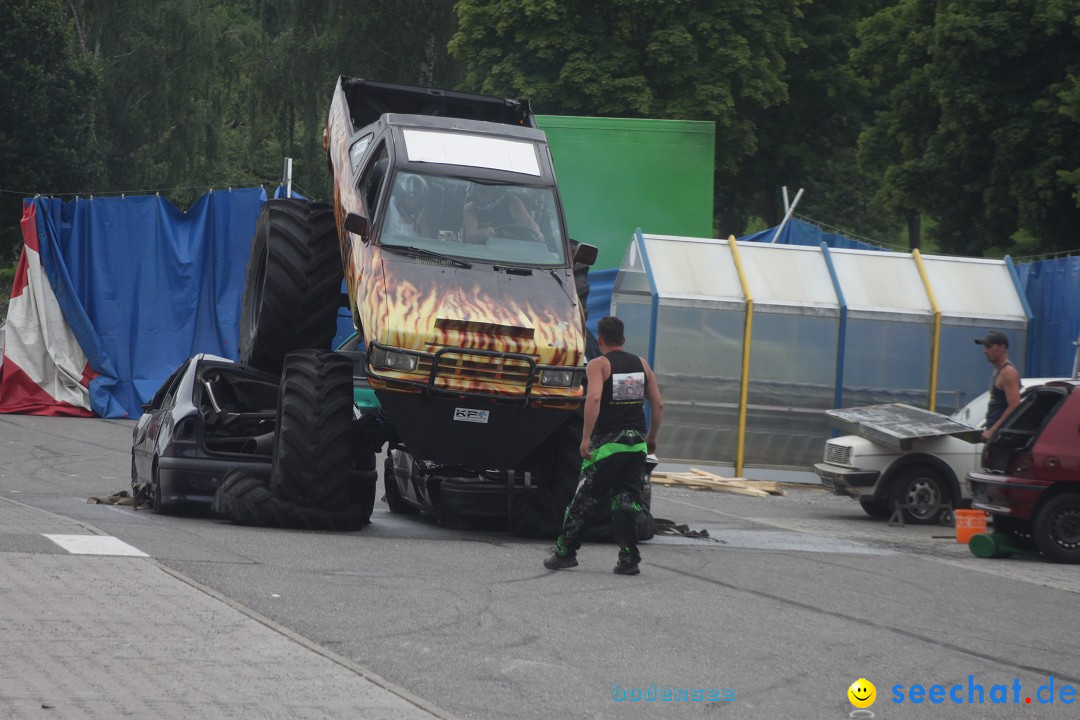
left=536, top=115, right=715, bottom=270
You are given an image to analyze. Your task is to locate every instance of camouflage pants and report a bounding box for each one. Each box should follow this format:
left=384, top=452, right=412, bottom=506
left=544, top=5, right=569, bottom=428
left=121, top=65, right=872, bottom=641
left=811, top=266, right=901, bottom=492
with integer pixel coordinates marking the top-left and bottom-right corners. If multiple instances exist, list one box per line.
left=555, top=429, right=647, bottom=564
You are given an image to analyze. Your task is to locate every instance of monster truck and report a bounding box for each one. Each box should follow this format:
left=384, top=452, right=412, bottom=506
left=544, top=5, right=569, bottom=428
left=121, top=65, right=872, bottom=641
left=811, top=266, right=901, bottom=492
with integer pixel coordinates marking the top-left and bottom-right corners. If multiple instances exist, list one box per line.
left=217, top=77, right=653, bottom=537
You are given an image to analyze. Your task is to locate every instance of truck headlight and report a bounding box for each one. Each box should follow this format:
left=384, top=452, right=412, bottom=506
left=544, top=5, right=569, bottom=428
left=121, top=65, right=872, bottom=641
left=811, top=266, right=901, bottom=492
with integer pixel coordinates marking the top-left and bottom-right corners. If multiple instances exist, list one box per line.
left=540, top=369, right=582, bottom=388
left=369, top=347, right=419, bottom=372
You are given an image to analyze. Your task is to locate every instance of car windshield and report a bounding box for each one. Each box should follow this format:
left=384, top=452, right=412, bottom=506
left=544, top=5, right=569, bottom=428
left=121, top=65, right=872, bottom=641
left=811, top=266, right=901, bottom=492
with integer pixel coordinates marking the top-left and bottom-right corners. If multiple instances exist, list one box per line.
left=380, top=173, right=567, bottom=266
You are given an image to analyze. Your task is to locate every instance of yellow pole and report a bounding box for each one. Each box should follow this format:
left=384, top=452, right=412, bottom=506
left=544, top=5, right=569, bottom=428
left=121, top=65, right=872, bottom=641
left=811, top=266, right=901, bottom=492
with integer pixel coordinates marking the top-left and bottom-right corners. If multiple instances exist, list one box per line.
left=912, top=249, right=941, bottom=412
left=728, top=235, right=753, bottom=477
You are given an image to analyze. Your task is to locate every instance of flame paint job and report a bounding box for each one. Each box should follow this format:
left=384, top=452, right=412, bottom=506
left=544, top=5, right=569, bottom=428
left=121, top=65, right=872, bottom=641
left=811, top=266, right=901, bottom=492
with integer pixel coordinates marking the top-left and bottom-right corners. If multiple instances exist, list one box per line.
left=323, top=79, right=585, bottom=404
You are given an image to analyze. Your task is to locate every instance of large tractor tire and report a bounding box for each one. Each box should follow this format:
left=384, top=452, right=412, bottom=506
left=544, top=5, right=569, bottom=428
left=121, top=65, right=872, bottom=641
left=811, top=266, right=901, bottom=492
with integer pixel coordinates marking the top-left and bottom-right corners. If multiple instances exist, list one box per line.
left=349, top=449, right=379, bottom=521
left=212, top=470, right=369, bottom=531
left=239, top=199, right=342, bottom=375
left=270, top=350, right=353, bottom=511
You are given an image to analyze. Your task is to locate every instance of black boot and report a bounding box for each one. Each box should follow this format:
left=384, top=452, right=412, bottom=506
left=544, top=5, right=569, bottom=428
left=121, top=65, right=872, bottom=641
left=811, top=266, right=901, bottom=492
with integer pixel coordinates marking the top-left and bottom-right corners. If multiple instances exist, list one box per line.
left=544, top=550, right=579, bottom=570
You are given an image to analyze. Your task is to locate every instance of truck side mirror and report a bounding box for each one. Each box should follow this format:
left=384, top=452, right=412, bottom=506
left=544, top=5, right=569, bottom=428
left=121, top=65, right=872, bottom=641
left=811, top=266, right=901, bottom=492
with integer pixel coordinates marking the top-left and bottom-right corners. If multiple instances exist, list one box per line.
left=572, top=241, right=598, bottom=266
left=344, top=212, right=369, bottom=242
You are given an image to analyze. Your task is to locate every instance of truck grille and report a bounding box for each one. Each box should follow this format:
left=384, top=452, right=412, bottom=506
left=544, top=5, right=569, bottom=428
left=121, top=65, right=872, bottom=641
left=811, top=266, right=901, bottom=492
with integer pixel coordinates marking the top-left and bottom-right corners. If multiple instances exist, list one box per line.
left=824, top=443, right=851, bottom=465
left=418, top=353, right=534, bottom=391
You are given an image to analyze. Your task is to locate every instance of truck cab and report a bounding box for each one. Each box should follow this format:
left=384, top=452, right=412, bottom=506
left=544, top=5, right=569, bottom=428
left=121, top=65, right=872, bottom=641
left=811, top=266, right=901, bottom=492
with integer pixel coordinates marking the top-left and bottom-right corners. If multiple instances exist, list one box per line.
left=324, top=78, right=593, bottom=471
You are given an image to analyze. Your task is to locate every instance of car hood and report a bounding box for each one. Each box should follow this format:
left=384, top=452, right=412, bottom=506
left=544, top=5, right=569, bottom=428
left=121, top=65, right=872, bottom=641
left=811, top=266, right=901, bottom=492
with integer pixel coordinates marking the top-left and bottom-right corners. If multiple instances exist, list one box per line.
left=826, top=403, right=983, bottom=451
left=373, top=254, right=584, bottom=366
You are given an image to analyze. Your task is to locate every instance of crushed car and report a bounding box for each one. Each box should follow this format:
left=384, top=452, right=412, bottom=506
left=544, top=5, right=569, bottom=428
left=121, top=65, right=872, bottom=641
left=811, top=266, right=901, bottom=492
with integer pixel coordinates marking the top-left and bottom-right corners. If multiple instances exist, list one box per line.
left=131, top=351, right=379, bottom=529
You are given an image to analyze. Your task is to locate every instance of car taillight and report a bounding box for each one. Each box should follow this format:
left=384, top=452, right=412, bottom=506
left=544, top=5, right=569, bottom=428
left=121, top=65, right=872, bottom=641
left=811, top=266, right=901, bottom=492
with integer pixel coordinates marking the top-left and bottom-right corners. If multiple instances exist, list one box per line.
left=1007, top=451, right=1033, bottom=478
left=175, top=417, right=197, bottom=441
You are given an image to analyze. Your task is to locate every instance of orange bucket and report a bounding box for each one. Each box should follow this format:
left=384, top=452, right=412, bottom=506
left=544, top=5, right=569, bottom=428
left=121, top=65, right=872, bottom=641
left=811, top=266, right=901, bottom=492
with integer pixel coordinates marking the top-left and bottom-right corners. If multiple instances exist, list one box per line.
left=955, top=509, right=988, bottom=544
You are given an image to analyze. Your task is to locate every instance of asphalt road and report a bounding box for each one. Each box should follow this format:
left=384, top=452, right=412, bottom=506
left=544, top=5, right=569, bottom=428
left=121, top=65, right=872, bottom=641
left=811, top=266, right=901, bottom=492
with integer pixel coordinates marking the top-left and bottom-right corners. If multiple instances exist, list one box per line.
left=2, top=413, right=1080, bottom=719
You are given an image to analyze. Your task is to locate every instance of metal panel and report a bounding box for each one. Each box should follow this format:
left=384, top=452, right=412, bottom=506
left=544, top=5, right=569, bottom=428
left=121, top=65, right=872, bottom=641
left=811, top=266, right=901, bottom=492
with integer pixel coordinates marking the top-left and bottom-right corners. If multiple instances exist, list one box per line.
left=643, top=235, right=742, bottom=299
left=828, top=248, right=932, bottom=315
left=742, top=312, right=838, bottom=467
left=650, top=303, right=744, bottom=465
left=841, top=316, right=932, bottom=409
left=736, top=243, right=840, bottom=311
left=921, top=255, right=1028, bottom=320
left=825, top=403, right=982, bottom=451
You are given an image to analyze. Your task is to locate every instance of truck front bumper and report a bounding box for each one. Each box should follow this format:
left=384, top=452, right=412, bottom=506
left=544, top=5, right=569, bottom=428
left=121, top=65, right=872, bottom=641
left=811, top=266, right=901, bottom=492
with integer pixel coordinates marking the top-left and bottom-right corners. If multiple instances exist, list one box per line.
left=436, top=472, right=540, bottom=518
left=814, top=463, right=880, bottom=499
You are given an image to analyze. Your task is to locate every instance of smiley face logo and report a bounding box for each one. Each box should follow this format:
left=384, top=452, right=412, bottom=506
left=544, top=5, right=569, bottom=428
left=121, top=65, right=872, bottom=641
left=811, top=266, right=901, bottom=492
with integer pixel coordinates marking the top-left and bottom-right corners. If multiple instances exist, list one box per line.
left=848, top=678, right=876, bottom=709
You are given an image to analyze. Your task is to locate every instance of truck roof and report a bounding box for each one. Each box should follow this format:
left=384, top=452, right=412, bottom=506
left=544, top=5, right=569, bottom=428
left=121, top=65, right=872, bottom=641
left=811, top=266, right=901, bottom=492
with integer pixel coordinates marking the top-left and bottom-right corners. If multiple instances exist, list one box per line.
left=340, top=77, right=536, bottom=132
left=381, top=113, right=548, bottom=143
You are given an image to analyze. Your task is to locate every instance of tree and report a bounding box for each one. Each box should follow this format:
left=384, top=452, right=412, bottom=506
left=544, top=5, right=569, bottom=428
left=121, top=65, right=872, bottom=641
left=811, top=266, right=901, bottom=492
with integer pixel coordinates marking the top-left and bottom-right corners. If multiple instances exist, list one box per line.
left=450, top=0, right=805, bottom=233
left=0, top=0, right=100, bottom=258
left=855, top=0, right=1080, bottom=255
left=725, top=0, right=894, bottom=238
left=243, top=0, right=463, bottom=202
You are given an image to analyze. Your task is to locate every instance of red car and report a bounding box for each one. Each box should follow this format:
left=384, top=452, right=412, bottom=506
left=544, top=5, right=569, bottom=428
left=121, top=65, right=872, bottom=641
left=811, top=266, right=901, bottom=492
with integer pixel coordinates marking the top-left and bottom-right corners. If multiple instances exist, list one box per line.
left=967, top=380, right=1080, bottom=563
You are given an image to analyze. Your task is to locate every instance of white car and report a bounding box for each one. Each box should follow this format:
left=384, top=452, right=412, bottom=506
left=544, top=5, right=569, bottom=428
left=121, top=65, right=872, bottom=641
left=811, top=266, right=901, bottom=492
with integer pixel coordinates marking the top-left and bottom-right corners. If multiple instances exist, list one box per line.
left=814, top=379, right=1063, bottom=524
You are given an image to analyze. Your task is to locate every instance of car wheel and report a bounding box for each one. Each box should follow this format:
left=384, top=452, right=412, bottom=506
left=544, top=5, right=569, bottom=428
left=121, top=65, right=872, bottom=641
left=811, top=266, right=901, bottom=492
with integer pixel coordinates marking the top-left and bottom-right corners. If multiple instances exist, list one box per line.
left=384, top=454, right=418, bottom=514
left=238, top=199, right=341, bottom=375
left=991, top=514, right=1037, bottom=551
left=150, top=461, right=170, bottom=515
left=889, top=466, right=950, bottom=525
left=271, top=350, right=353, bottom=511
left=1032, top=494, right=1080, bottom=564
left=859, top=497, right=892, bottom=520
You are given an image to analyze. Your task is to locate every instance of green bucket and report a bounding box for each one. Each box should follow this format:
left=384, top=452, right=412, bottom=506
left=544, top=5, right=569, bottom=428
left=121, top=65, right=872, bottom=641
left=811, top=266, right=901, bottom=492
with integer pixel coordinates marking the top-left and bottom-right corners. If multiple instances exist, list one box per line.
left=968, top=532, right=1020, bottom=559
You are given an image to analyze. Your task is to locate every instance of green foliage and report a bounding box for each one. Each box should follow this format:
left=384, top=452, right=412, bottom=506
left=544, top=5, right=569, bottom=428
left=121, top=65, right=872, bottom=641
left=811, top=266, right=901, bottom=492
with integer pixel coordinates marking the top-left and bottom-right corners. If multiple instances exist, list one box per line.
left=451, top=0, right=806, bottom=233
left=0, top=1, right=1077, bottom=259
left=722, top=0, right=894, bottom=237
left=0, top=0, right=100, bottom=256
left=855, top=0, right=1080, bottom=255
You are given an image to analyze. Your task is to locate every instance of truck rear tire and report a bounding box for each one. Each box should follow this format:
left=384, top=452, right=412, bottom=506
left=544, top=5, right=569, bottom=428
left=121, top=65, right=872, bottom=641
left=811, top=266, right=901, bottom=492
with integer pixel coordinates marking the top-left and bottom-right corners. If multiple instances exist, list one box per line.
left=213, top=469, right=369, bottom=531
left=239, top=199, right=342, bottom=375
left=271, top=350, right=353, bottom=511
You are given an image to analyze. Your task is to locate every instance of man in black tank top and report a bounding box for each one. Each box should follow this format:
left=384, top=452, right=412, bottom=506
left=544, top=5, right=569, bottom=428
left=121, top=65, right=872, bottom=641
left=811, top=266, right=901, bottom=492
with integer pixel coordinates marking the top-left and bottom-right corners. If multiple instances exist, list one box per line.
left=975, top=330, right=1021, bottom=441
left=544, top=316, right=664, bottom=575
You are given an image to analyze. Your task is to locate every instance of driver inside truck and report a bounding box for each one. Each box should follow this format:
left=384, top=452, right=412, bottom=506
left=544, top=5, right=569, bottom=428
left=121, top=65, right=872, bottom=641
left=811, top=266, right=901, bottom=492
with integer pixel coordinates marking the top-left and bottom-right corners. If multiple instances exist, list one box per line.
left=462, top=183, right=543, bottom=244
left=385, top=173, right=433, bottom=238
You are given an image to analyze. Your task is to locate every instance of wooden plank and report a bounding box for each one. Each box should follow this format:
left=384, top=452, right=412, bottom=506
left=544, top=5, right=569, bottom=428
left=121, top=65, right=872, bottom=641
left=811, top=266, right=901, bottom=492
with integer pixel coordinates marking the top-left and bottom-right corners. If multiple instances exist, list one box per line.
left=651, top=469, right=774, bottom=496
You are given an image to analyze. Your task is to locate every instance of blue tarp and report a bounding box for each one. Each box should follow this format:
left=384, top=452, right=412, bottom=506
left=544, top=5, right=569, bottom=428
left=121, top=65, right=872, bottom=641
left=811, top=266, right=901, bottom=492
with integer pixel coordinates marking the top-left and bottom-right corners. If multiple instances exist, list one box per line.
left=1016, top=255, right=1080, bottom=377
left=22, top=190, right=1077, bottom=419
left=740, top=217, right=883, bottom=250
left=32, top=188, right=266, bottom=418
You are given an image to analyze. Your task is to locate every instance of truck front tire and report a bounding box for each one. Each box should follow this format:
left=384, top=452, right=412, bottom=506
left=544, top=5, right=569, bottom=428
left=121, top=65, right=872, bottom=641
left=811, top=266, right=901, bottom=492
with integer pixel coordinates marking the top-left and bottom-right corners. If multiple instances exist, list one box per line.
left=239, top=199, right=342, bottom=375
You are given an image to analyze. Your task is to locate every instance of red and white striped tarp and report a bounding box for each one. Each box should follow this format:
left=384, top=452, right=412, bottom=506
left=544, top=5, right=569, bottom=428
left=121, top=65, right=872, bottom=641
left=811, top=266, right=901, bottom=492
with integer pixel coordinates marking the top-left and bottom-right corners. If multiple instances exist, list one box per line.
left=0, top=203, right=96, bottom=416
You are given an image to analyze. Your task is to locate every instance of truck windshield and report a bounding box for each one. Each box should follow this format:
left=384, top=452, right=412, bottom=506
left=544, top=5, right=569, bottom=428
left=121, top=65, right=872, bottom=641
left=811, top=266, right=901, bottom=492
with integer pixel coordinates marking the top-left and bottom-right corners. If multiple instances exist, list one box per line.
left=381, top=173, right=567, bottom=266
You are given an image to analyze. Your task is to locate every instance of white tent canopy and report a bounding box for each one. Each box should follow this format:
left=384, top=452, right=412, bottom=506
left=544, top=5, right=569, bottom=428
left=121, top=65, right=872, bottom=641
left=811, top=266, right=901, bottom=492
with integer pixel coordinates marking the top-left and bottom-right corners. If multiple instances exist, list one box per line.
left=612, top=231, right=1030, bottom=471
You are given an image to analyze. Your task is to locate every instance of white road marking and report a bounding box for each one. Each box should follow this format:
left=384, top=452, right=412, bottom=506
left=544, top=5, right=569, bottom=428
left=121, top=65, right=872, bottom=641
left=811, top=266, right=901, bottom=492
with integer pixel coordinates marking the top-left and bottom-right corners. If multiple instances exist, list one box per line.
left=43, top=534, right=148, bottom=557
